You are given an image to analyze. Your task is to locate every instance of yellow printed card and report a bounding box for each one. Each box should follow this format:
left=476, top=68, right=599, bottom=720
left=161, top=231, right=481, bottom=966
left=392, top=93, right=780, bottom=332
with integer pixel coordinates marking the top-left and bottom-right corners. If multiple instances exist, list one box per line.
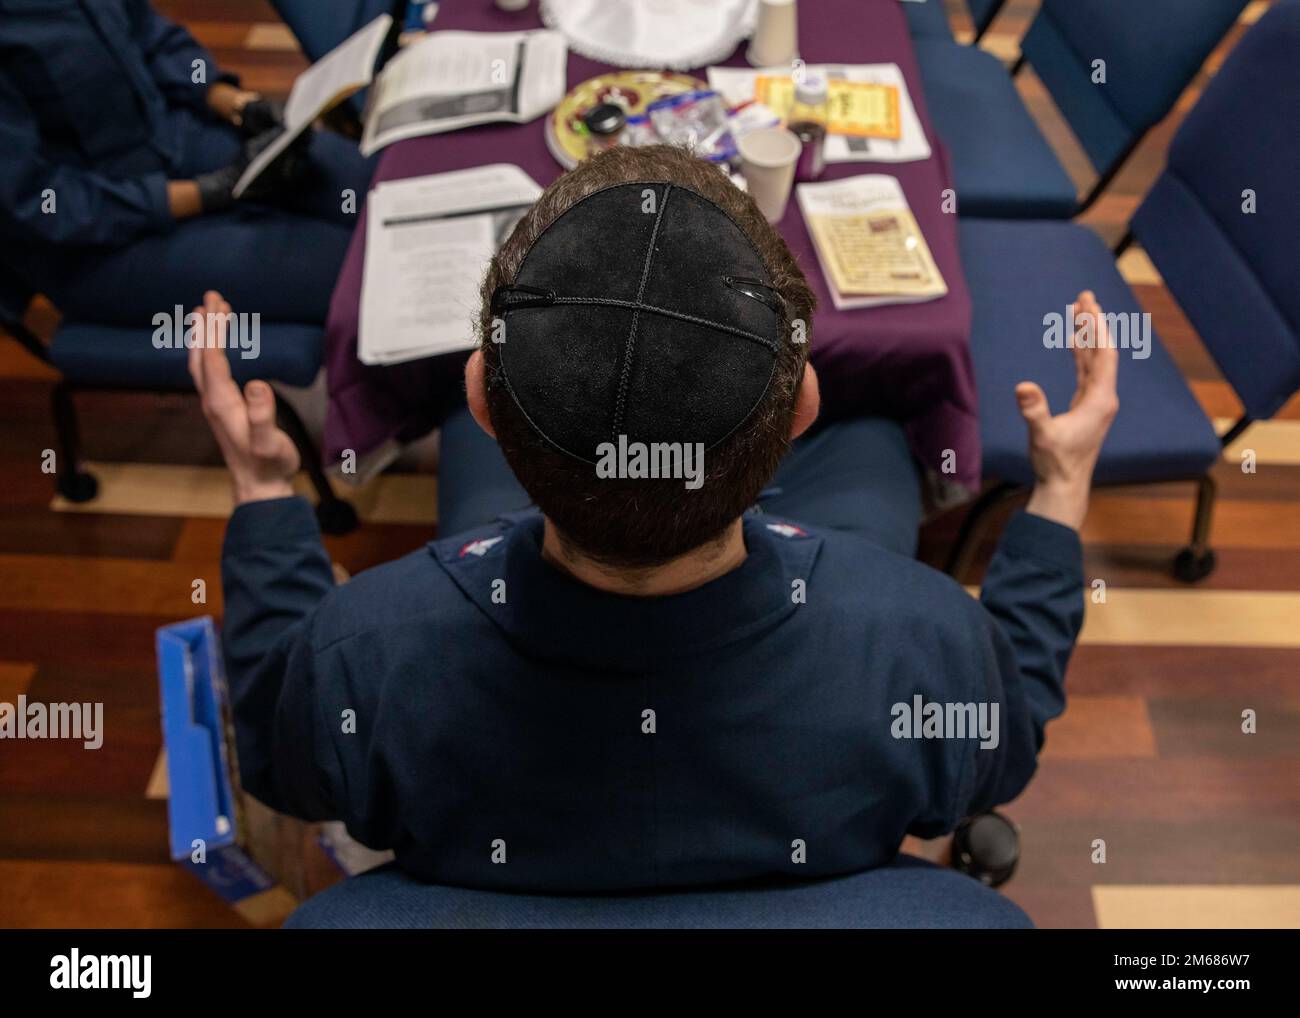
left=754, top=77, right=902, bottom=140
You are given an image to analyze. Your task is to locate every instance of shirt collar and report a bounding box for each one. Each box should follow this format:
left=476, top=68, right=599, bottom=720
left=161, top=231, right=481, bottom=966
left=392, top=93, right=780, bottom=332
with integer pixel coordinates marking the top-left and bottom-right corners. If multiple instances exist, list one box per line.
left=432, top=511, right=822, bottom=670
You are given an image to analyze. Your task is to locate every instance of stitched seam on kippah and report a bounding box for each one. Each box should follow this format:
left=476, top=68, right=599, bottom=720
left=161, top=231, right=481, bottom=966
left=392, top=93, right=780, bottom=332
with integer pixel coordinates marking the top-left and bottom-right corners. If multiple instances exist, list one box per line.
left=612, top=185, right=671, bottom=438
left=554, top=298, right=779, bottom=354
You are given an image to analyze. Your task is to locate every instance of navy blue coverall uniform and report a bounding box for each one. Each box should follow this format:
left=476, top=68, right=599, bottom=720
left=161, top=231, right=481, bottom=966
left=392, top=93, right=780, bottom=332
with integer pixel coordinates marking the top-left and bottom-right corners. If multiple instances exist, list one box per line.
left=221, top=412, right=1084, bottom=893
left=0, top=0, right=373, bottom=325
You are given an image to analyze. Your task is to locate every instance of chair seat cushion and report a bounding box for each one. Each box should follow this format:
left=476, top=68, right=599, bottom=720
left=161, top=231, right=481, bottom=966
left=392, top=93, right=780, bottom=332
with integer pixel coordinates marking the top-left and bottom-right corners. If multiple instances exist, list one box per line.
left=959, top=219, right=1221, bottom=486
left=902, top=0, right=955, bottom=40
left=49, top=320, right=324, bottom=390
left=284, top=856, right=1034, bottom=929
left=914, top=39, right=1078, bottom=218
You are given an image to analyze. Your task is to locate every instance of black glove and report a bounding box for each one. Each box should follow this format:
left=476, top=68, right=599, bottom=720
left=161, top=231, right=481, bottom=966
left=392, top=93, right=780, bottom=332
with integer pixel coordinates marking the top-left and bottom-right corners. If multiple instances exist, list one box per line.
left=194, top=129, right=310, bottom=213
left=195, top=161, right=242, bottom=213
left=240, top=127, right=310, bottom=202
left=237, top=97, right=285, bottom=137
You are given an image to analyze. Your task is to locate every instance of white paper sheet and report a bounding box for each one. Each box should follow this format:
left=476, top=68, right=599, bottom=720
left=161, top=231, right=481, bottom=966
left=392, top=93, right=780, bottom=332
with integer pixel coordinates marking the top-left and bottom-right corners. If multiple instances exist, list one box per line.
left=360, top=30, right=568, bottom=156
left=359, top=164, right=543, bottom=366
left=234, top=14, right=391, bottom=198
left=707, top=63, right=932, bottom=164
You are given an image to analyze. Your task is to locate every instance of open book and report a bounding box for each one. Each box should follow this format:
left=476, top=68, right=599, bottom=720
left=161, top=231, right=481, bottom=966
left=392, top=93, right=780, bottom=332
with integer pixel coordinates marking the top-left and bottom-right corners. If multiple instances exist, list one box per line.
left=233, top=14, right=392, bottom=198
left=796, top=175, right=947, bottom=311
left=359, top=30, right=569, bottom=156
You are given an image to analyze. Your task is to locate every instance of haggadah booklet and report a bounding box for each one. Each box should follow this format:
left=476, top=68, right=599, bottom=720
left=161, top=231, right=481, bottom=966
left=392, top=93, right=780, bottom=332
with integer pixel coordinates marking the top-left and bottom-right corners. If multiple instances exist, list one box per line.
left=796, top=174, right=948, bottom=310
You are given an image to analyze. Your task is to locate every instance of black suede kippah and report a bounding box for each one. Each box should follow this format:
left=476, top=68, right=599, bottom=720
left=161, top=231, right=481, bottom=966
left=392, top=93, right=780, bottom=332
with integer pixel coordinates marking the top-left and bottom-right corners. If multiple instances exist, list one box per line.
left=491, top=181, right=787, bottom=463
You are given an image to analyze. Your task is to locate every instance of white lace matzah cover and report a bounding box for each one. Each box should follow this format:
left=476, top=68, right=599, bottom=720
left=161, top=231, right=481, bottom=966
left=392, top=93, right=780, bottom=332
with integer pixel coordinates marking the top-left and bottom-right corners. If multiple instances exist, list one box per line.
left=540, top=0, right=758, bottom=71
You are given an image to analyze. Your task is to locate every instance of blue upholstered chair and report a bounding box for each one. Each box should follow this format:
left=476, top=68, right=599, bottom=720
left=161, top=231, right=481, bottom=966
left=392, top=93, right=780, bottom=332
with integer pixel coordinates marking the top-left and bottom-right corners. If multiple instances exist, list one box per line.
left=948, top=1, right=1300, bottom=583
left=285, top=856, right=1034, bottom=929
left=0, top=279, right=358, bottom=533
left=1128, top=0, right=1300, bottom=432
left=902, top=1, right=1007, bottom=44
left=267, top=0, right=401, bottom=62
left=914, top=0, right=1248, bottom=218
left=902, top=0, right=955, bottom=40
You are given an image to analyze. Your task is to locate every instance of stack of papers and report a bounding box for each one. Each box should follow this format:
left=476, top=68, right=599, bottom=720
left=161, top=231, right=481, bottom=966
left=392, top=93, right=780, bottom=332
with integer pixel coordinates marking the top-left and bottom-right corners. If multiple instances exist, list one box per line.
left=360, top=30, right=568, bottom=156
left=796, top=174, right=947, bottom=310
left=359, top=164, right=543, bottom=366
left=707, top=63, right=932, bottom=163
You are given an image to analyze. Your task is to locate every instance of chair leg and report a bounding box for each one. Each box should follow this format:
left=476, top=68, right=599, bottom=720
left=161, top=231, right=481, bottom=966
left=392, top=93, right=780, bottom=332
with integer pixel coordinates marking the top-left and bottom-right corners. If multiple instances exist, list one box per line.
left=50, top=382, right=98, bottom=503
left=945, top=482, right=1023, bottom=582
left=1172, top=475, right=1217, bottom=582
left=274, top=391, right=358, bottom=536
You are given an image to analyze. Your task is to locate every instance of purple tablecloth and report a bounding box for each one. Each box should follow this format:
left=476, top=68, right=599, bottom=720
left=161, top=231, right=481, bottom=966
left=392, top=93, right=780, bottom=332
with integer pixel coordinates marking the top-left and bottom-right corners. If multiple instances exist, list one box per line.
left=324, top=0, right=979, bottom=492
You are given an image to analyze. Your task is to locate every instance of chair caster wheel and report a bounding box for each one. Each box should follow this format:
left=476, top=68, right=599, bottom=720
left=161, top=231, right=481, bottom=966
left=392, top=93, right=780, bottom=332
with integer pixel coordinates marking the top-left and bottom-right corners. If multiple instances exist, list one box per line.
left=951, top=811, right=1020, bottom=888
left=1173, top=546, right=1216, bottom=583
left=57, top=470, right=99, bottom=503
left=316, top=498, right=359, bottom=536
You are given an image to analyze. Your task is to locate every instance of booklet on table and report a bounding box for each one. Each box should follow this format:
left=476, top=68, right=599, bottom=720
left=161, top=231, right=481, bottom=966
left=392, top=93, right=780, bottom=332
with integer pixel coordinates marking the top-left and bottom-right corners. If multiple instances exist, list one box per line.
left=796, top=174, right=947, bottom=311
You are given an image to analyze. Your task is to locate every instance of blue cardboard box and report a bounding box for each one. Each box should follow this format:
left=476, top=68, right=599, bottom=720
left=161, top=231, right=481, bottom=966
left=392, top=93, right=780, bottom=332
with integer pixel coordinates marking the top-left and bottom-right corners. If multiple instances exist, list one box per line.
left=155, top=617, right=277, bottom=907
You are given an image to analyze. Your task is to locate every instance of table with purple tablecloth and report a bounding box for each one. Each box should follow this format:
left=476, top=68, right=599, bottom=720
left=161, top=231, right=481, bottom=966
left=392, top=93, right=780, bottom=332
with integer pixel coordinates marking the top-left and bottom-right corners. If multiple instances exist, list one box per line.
left=323, top=0, right=979, bottom=495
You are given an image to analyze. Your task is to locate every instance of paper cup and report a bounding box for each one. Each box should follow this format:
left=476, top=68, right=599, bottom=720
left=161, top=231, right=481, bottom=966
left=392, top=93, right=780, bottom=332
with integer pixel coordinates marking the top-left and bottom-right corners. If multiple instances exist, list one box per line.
left=738, top=127, right=802, bottom=223
left=748, top=0, right=799, bottom=68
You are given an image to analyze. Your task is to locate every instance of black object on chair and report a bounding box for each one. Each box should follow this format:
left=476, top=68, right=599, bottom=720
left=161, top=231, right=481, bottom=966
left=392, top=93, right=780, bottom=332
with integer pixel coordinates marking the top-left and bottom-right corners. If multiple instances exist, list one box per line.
left=951, top=811, right=1020, bottom=888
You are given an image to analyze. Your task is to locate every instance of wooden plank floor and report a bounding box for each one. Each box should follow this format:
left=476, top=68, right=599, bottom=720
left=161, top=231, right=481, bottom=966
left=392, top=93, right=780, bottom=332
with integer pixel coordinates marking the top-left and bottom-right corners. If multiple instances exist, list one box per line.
left=0, top=0, right=1296, bottom=929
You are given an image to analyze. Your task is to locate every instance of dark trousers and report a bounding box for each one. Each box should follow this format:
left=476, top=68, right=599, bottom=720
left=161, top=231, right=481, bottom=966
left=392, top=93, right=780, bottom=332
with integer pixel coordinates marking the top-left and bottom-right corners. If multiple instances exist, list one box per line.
left=23, top=113, right=374, bottom=326
left=436, top=408, right=923, bottom=557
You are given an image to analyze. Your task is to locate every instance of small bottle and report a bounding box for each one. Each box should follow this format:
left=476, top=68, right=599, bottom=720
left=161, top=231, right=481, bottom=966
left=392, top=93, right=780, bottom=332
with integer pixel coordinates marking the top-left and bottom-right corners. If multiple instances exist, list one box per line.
left=788, top=71, right=828, bottom=182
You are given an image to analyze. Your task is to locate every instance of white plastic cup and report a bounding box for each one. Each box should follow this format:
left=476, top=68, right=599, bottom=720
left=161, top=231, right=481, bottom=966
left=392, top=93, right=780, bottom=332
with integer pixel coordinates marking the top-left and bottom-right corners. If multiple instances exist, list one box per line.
left=748, top=0, right=799, bottom=68
left=737, top=127, right=802, bottom=223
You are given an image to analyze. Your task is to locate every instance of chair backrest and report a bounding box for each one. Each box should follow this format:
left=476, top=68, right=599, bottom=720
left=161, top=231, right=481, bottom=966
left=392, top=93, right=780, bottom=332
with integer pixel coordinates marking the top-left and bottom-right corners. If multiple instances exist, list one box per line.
left=1021, top=0, right=1247, bottom=176
left=1132, top=0, right=1300, bottom=421
left=269, top=0, right=401, bottom=62
left=967, top=0, right=1007, bottom=37
left=284, top=856, right=1034, bottom=929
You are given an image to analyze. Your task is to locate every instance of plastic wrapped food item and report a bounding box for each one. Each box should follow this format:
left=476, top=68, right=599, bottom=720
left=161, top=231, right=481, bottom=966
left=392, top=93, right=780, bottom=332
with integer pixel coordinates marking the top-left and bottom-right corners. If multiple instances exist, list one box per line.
left=621, top=113, right=658, bottom=148
left=646, top=90, right=737, bottom=163
left=726, top=100, right=782, bottom=142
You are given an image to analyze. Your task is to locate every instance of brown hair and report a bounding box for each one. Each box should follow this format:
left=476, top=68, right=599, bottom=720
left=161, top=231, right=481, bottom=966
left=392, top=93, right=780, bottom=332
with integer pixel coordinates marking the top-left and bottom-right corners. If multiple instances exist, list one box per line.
left=478, top=144, right=815, bottom=569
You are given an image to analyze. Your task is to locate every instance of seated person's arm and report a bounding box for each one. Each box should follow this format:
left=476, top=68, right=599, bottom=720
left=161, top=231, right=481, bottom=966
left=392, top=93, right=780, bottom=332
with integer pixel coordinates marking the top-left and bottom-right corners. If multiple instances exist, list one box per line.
left=0, top=75, right=174, bottom=245
left=963, top=292, right=1119, bottom=814
left=130, top=0, right=242, bottom=114
left=190, top=293, right=340, bottom=819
